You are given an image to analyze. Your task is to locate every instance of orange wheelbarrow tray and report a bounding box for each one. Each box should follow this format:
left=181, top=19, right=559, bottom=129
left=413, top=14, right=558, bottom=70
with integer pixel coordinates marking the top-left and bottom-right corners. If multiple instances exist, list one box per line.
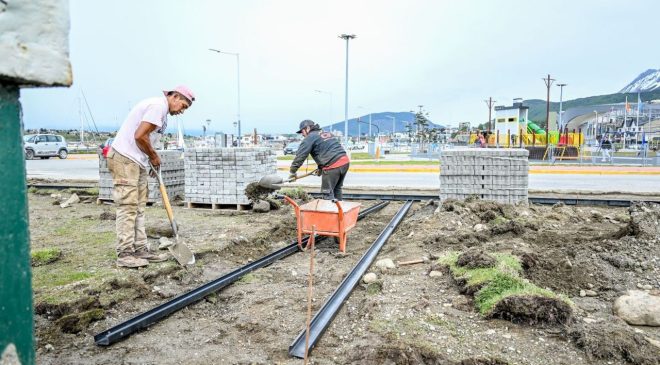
left=282, top=196, right=361, bottom=253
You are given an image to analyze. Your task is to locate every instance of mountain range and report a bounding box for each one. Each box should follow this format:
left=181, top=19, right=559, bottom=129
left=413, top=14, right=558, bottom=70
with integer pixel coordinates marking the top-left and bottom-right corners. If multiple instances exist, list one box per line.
left=322, top=111, right=444, bottom=137
left=620, top=69, right=660, bottom=93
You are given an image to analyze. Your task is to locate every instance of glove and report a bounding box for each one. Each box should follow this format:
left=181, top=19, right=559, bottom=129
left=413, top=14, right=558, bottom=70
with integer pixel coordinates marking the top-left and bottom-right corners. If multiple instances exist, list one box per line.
left=288, top=172, right=297, bottom=181
left=315, top=169, right=322, bottom=176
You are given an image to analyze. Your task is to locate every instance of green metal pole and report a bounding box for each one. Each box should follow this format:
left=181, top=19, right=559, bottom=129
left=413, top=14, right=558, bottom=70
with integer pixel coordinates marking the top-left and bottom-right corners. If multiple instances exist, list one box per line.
left=0, top=83, right=34, bottom=365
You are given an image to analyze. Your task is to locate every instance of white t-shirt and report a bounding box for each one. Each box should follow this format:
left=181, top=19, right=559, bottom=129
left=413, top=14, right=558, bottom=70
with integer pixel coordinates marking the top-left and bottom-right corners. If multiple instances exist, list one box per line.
left=111, top=96, right=168, bottom=168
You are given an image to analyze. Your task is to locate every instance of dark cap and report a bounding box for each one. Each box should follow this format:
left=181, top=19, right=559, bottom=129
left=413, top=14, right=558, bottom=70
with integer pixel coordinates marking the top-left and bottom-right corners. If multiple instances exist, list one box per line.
left=296, top=119, right=316, bottom=134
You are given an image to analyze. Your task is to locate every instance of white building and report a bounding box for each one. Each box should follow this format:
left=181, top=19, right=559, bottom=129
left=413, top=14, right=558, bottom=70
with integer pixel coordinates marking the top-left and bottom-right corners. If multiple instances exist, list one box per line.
left=494, top=100, right=529, bottom=136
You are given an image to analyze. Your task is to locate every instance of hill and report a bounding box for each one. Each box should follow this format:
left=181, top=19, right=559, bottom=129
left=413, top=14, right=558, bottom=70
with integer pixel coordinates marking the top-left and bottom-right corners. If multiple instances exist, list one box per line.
left=323, top=111, right=444, bottom=137
left=525, top=89, right=660, bottom=124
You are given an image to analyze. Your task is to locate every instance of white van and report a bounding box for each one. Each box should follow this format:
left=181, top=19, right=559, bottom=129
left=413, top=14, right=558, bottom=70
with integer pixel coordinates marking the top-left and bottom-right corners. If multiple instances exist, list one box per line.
left=23, top=134, right=68, bottom=159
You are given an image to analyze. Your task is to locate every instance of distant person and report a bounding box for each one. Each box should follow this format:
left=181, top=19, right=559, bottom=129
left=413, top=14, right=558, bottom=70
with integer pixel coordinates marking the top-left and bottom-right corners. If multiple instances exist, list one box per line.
left=601, top=135, right=612, bottom=162
left=108, top=86, right=195, bottom=268
left=290, top=120, right=349, bottom=200
left=478, top=132, right=487, bottom=148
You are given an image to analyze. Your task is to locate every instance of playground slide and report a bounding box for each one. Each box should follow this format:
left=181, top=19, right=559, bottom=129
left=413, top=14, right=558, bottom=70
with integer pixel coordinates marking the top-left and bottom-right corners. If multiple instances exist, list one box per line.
left=526, top=120, right=545, bottom=135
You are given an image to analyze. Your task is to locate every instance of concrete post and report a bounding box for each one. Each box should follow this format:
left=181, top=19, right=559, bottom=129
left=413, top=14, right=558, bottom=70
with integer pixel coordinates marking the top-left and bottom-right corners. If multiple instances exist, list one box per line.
left=0, top=83, right=34, bottom=365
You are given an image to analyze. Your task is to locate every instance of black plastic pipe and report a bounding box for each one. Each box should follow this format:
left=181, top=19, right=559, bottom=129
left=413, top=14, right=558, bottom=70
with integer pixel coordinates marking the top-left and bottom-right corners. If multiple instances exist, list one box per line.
left=289, top=200, right=414, bottom=358
left=94, top=200, right=389, bottom=346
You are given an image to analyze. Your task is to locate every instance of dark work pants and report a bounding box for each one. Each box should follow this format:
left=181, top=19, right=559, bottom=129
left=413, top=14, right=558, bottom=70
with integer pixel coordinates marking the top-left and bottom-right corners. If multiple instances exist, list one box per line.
left=320, top=163, right=349, bottom=200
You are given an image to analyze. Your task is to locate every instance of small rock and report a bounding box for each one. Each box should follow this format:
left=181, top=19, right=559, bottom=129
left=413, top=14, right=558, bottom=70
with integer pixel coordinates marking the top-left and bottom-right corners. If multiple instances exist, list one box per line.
left=473, top=223, right=487, bottom=232
left=429, top=271, right=443, bottom=278
left=291, top=270, right=298, bottom=277
left=158, top=237, right=174, bottom=249
left=579, top=290, right=587, bottom=297
left=642, top=284, right=653, bottom=291
left=582, top=317, right=598, bottom=324
left=587, top=283, right=594, bottom=289
left=520, top=211, right=530, bottom=217
left=585, top=290, right=598, bottom=297
left=613, top=290, right=660, bottom=326
left=363, top=272, right=378, bottom=284
left=486, top=329, right=496, bottom=335
left=646, top=336, right=660, bottom=350
left=502, top=334, right=512, bottom=339
left=60, top=193, right=80, bottom=208
left=49, top=193, right=62, bottom=200
left=252, top=200, right=270, bottom=213
left=44, top=344, right=54, bottom=352
left=375, top=258, right=396, bottom=270
left=231, top=236, right=249, bottom=245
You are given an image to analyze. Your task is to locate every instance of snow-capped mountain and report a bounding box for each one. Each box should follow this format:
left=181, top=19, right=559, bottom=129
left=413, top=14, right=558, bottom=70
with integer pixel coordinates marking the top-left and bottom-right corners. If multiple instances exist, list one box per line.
left=619, top=69, right=660, bottom=93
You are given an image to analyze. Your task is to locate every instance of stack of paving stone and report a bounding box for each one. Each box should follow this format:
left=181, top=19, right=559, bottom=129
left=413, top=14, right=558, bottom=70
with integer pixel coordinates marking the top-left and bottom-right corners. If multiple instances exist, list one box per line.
left=184, top=147, right=276, bottom=208
left=98, top=150, right=185, bottom=203
left=439, top=148, right=529, bottom=204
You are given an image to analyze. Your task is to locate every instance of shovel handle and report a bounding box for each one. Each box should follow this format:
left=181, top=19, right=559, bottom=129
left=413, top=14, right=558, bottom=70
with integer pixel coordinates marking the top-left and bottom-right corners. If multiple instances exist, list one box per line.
left=150, top=163, right=178, bottom=237
left=288, top=169, right=319, bottom=182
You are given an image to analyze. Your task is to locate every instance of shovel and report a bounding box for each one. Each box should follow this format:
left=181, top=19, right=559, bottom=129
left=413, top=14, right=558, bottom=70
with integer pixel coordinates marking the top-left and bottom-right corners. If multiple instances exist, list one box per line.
left=258, top=169, right=319, bottom=190
left=150, top=163, right=195, bottom=266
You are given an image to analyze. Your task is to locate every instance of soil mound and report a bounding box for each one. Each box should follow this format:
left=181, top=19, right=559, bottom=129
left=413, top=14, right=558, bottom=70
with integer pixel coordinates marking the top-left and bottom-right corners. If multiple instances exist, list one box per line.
left=615, top=202, right=660, bottom=240
left=568, top=320, right=660, bottom=365
left=489, top=295, right=573, bottom=325
left=355, top=344, right=509, bottom=365
left=456, top=249, right=496, bottom=269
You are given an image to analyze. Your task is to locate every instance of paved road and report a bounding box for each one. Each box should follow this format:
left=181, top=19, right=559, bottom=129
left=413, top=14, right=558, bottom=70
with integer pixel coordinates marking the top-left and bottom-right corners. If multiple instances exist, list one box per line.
left=25, top=157, right=660, bottom=193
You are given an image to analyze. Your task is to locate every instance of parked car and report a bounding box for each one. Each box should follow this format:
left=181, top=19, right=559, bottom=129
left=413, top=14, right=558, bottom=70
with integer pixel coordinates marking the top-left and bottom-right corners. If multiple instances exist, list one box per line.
left=283, top=142, right=300, bottom=155
left=98, top=137, right=115, bottom=158
left=23, top=134, right=68, bottom=160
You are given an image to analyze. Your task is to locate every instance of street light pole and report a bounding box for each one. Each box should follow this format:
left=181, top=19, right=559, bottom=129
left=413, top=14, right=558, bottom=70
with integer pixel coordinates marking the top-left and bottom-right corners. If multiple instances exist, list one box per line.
left=557, top=83, right=567, bottom=131
left=209, top=48, right=241, bottom=146
left=339, top=34, right=356, bottom=145
left=314, top=89, right=333, bottom=131
left=386, top=116, right=395, bottom=137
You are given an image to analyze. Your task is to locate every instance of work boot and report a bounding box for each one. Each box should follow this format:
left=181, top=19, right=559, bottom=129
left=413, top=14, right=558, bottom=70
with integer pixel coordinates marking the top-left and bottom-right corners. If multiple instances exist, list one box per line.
left=134, top=249, right=169, bottom=263
left=117, top=254, right=149, bottom=268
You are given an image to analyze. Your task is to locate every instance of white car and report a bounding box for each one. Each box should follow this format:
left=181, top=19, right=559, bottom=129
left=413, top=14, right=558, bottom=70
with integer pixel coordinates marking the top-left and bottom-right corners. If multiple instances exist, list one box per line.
left=23, top=134, right=68, bottom=159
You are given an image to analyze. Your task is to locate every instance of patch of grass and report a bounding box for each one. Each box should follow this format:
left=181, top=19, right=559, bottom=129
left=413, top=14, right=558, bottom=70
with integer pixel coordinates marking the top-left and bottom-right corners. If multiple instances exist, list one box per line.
left=237, top=273, right=258, bottom=284
left=277, top=155, right=314, bottom=162
left=31, top=248, right=62, bottom=266
left=33, top=269, right=93, bottom=288
left=27, top=187, right=59, bottom=195
left=349, top=152, right=372, bottom=160
left=280, top=187, right=310, bottom=201
left=439, top=251, right=571, bottom=316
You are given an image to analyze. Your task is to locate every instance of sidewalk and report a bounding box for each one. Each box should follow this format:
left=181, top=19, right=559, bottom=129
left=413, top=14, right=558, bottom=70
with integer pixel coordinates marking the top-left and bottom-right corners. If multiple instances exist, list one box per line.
left=277, top=160, right=660, bottom=175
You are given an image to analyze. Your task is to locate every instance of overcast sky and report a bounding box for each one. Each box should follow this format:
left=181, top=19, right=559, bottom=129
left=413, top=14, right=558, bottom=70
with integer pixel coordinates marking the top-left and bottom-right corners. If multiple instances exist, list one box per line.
left=20, top=0, right=660, bottom=134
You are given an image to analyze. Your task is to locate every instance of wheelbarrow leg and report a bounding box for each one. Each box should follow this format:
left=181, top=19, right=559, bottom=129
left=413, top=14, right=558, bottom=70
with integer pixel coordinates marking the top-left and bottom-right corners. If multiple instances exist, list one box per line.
left=335, top=200, right=346, bottom=253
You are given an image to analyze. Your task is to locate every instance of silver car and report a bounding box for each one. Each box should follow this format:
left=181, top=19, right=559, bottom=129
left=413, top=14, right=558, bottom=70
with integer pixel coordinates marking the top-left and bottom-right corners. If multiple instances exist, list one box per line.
left=23, top=134, right=68, bottom=159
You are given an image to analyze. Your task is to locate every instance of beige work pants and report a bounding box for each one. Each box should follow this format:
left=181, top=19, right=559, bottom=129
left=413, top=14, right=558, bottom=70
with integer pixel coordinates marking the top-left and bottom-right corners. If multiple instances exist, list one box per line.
left=107, top=149, right=148, bottom=255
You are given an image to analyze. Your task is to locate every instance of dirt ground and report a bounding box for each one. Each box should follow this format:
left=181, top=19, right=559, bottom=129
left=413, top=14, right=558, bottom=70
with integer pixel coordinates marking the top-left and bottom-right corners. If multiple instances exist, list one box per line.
left=28, top=191, right=660, bottom=365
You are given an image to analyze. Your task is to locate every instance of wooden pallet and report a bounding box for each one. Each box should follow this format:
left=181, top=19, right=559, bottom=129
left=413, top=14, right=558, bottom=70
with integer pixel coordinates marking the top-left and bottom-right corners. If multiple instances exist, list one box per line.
left=185, top=201, right=252, bottom=211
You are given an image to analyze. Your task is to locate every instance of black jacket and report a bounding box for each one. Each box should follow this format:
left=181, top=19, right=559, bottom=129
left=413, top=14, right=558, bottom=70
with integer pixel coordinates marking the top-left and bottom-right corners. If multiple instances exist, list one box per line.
left=290, top=130, right=347, bottom=174
left=601, top=140, right=612, bottom=150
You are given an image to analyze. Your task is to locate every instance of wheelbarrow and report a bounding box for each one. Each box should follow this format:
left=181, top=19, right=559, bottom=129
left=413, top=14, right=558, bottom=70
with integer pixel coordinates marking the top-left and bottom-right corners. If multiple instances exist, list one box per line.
left=282, top=196, right=361, bottom=253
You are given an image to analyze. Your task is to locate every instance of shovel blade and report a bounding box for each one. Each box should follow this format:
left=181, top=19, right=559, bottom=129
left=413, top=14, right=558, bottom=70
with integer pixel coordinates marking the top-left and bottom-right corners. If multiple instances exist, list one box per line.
left=258, top=174, right=285, bottom=190
left=168, top=237, right=195, bottom=266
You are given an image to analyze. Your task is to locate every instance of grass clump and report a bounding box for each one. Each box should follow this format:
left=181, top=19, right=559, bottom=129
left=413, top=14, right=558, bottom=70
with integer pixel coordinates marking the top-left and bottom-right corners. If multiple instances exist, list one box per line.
left=440, top=251, right=573, bottom=323
left=280, top=187, right=311, bottom=201
left=31, top=248, right=62, bottom=266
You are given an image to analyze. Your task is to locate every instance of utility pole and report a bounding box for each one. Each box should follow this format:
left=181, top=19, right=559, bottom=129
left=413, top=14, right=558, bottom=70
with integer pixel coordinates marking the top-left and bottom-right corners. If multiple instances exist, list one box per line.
left=543, top=74, right=555, bottom=147
left=339, top=34, right=356, bottom=144
left=557, top=83, right=567, bottom=131
left=484, top=97, right=495, bottom=133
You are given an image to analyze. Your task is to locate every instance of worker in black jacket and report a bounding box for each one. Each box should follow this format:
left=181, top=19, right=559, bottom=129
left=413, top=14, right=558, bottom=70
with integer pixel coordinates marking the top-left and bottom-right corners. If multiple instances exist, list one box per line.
left=290, top=120, right=350, bottom=200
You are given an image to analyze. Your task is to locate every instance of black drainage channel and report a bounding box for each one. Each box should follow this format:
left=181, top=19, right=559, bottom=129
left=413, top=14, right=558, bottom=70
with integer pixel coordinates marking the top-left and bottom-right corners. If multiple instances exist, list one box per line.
left=289, top=200, right=414, bottom=358
left=94, top=200, right=389, bottom=346
left=309, top=192, right=649, bottom=207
